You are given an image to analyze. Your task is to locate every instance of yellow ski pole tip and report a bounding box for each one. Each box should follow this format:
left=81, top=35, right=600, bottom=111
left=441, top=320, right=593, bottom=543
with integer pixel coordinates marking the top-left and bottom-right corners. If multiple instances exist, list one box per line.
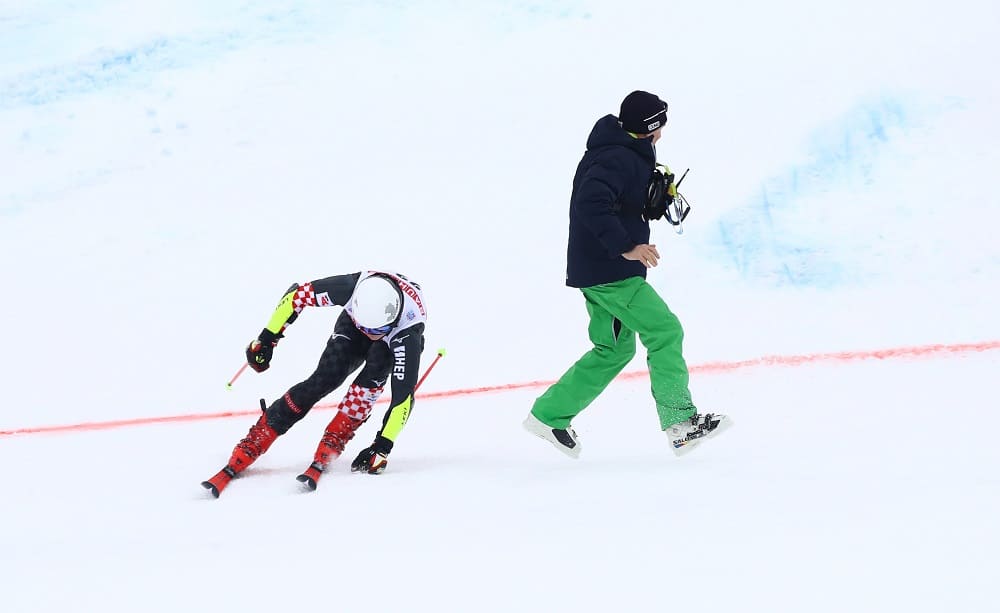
left=436, top=348, right=447, bottom=357
left=226, top=383, right=233, bottom=391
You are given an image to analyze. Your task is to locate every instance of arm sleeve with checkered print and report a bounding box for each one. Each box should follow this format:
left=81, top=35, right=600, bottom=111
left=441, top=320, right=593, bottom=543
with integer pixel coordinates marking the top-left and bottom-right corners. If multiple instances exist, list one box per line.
left=263, top=272, right=362, bottom=335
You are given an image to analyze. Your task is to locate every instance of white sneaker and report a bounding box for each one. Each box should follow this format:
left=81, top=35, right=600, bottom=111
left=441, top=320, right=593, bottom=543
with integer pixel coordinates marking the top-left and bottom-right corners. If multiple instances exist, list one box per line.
left=667, top=413, right=731, bottom=457
left=523, top=413, right=581, bottom=459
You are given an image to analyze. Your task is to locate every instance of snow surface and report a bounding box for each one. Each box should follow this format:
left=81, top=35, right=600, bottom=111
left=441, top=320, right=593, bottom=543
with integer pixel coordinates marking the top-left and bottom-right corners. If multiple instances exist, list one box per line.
left=1, top=1, right=998, bottom=612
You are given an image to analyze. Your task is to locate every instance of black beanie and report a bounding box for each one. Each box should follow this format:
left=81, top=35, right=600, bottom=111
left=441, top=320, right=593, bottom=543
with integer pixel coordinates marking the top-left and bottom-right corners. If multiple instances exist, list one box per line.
left=619, top=90, right=668, bottom=134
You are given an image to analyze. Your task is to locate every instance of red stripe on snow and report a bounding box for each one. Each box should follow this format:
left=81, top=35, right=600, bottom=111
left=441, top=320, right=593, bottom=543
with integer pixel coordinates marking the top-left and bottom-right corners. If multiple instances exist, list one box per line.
left=2, top=340, right=997, bottom=437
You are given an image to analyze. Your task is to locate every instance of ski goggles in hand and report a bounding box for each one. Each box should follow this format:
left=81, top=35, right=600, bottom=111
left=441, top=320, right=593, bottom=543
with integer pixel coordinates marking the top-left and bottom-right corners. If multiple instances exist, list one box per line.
left=357, top=323, right=393, bottom=336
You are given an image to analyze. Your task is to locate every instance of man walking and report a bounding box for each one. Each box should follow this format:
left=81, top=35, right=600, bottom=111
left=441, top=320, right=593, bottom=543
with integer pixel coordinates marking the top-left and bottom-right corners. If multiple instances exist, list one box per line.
left=524, top=90, right=730, bottom=458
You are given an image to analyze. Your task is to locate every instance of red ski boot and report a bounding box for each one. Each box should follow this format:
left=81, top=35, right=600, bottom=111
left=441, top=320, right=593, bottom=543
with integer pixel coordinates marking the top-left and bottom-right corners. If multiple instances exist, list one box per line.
left=296, top=411, right=362, bottom=491
left=201, top=466, right=237, bottom=498
left=202, top=413, right=279, bottom=498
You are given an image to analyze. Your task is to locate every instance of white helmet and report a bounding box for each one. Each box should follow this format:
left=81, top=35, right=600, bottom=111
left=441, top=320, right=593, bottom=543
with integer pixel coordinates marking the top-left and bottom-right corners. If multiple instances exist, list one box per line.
left=350, top=275, right=403, bottom=333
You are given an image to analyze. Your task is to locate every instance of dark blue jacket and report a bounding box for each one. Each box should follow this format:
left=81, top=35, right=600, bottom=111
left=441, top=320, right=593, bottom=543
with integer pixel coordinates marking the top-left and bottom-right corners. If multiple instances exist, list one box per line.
left=566, top=114, right=656, bottom=288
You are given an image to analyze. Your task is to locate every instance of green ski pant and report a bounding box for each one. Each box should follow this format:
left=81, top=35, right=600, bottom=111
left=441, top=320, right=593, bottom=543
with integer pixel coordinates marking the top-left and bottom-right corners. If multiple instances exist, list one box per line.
left=531, top=277, right=696, bottom=430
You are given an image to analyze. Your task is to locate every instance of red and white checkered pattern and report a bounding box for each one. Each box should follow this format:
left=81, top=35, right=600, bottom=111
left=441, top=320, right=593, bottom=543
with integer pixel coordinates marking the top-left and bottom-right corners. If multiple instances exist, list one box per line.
left=291, top=282, right=317, bottom=312
left=337, top=383, right=385, bottom=421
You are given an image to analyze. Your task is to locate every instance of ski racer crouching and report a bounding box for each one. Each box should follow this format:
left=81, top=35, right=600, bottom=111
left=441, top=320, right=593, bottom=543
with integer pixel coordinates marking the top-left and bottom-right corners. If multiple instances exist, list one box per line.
left=202, top=270, right=427, bottom=497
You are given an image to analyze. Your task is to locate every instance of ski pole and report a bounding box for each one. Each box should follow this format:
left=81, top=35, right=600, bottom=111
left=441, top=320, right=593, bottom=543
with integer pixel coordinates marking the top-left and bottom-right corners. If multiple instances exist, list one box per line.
left=228, top=347, right=444, bottom=392
left=415, top=348, right=446, bottom=392
left=226, top=363, right=249, bottom=391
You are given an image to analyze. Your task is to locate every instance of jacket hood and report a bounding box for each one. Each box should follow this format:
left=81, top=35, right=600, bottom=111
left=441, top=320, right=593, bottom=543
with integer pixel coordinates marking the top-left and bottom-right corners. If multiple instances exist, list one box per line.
left=585, top=114, right=656, bottom=162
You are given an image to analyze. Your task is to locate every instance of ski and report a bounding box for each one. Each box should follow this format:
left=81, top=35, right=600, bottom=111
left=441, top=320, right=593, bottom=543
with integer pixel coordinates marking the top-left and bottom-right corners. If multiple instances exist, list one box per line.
left=202, top=461, right=326, bottom=497
left=201, top=466, right=237, bottom=498
left=296, top=462, right=324, bottom=491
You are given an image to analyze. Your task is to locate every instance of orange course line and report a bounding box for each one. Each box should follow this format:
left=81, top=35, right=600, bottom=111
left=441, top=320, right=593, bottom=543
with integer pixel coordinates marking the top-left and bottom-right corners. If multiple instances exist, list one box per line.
left=2, top=340, right=997, bottom=438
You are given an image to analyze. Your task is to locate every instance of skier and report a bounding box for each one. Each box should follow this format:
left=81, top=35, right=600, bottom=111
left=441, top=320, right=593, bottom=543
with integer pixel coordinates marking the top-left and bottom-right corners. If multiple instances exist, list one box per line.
left=523, top=90, right=730, bottom=457
left=203, top=270, right=427, bottom=496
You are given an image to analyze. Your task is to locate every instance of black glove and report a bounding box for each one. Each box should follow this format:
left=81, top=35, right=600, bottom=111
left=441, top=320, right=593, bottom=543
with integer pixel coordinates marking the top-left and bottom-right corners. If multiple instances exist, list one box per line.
left=246, top=328, right=282, bottom=373
left=351, top=434, right=393, bottom=474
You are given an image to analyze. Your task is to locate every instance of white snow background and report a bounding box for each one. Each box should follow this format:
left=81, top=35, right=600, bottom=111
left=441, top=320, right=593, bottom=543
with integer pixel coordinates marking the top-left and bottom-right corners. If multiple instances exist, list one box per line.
left=1, top=1, right=998, bottom=611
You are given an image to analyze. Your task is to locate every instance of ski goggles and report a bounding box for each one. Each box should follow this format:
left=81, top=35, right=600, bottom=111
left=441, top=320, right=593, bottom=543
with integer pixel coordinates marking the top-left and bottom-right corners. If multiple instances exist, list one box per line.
left=357, top=323, right=393, bottom=336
